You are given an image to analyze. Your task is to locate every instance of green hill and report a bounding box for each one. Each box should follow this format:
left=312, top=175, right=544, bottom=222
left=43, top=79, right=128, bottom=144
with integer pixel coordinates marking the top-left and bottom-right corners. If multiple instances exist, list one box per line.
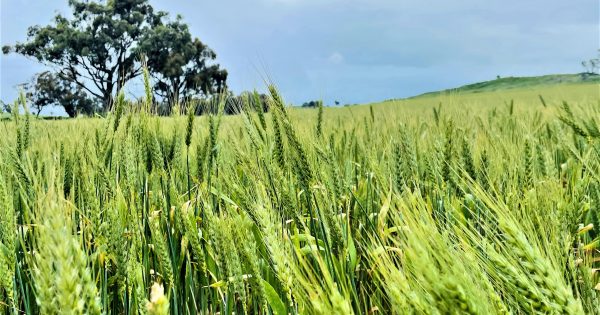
left=409, top=73, right=600, bottom=99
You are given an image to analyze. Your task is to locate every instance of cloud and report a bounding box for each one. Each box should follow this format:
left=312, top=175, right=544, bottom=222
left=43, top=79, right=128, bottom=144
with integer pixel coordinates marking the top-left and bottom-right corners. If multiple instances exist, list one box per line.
left=328, top=52, right=344, bottom=64
left=1, top=0, right=598, bottom=105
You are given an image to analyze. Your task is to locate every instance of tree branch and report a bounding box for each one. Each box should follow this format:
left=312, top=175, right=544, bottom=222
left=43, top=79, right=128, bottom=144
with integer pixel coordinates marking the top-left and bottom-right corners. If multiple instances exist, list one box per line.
left=60, top=67, right=103, bottom=99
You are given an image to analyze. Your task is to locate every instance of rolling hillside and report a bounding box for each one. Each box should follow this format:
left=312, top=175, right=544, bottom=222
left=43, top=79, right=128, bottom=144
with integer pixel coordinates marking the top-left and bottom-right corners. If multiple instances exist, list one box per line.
left=409, top=73, right=599, bottom=99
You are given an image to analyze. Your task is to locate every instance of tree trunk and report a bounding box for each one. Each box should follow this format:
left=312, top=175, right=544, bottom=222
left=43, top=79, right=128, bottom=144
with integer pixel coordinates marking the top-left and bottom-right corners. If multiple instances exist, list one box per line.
left=103, top=81, right=114, bottom=112
left=102, top=92, right=113, bottom=112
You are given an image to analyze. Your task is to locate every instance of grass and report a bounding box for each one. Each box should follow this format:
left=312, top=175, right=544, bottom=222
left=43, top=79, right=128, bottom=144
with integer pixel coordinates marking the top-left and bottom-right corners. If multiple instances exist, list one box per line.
left=0, top=80, right=599, bottom=314
left=403, top=73, right=600, bottom=99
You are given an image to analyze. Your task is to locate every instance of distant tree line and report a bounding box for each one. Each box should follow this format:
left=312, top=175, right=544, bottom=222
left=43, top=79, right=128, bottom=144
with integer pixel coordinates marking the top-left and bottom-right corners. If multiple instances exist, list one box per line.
left=150, top=90, right=270, bottom=116
left=2, top=0, right=228, bottom=117
left=301, top=100, right=322, bottom=108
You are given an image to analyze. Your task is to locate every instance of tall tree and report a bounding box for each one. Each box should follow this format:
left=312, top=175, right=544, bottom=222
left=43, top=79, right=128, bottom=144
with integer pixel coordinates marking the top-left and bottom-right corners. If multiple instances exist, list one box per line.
left=2, top=0, right=167, bottom=110
left=25, top=71, right=99, bottom=117
left=138, top=16, right=227, bottom=108
left=581, top=49, right=600, bottom=74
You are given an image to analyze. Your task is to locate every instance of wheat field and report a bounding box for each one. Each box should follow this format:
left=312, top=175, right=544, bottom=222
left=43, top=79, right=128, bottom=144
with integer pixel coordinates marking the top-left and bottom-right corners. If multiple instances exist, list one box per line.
left=0, top=82, right=599, bottom=314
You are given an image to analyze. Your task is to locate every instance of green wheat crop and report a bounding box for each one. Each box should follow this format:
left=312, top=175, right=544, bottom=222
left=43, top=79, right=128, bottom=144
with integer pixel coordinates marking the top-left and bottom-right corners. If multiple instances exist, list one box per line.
left=0, top=82, right=599, bottom=314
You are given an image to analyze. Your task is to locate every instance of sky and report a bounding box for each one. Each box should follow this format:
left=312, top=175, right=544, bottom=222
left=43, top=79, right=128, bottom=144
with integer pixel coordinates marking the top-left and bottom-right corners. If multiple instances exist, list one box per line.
left=1, top=0, right=598, bottom=110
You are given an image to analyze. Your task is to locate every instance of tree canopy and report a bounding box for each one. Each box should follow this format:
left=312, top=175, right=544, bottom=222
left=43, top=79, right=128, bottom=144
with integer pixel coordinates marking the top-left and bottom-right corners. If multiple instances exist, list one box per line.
left=25, top=71, right=98, bottom=117
left=138, top=17, right=227, bottom=108
left=3, top=0, right=227, bottom=115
